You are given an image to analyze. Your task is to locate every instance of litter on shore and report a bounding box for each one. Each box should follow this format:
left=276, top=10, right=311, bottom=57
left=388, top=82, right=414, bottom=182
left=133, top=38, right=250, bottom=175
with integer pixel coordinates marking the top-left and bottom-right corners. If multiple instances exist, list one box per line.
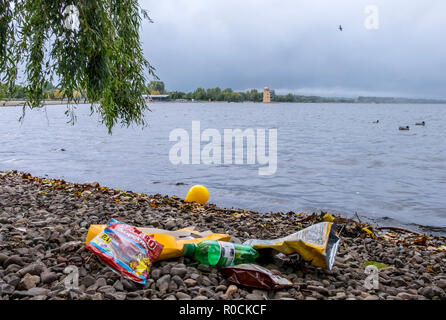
left=0, top=170, right=445, bottom=300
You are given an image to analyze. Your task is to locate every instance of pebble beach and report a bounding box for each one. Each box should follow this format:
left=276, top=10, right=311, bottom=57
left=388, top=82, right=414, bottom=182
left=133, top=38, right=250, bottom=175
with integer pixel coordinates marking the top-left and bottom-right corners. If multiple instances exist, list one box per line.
left=0, top=170, right=445, bottom=300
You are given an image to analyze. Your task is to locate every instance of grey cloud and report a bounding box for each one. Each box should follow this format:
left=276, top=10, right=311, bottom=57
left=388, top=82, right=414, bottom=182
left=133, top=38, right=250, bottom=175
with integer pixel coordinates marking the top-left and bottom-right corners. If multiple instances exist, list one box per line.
left=140, top=0, right=446, bottom=98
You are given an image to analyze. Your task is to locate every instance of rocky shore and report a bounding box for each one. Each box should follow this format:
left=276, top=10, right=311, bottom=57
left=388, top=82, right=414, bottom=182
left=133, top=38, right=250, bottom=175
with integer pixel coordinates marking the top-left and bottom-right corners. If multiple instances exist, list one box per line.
left=0, top=170, right=445, bottom=300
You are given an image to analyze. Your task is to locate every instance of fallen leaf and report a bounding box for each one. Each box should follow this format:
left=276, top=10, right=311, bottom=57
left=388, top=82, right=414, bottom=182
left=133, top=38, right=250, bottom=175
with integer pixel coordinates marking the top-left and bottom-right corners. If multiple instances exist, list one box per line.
left=362, top=227, right=375, bottom=236
left=364, top=261, right=389, bottom=269
left=413, top=237, right=427, bottom=246
left=427, top=267, right=439, bottom=274
left=426, top=246, right=446, bottom=252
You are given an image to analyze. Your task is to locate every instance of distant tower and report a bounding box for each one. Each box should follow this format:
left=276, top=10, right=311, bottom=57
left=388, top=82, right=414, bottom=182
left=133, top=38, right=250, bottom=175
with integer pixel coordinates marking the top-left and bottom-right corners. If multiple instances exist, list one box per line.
left=263, top=87, right=271, bottom=103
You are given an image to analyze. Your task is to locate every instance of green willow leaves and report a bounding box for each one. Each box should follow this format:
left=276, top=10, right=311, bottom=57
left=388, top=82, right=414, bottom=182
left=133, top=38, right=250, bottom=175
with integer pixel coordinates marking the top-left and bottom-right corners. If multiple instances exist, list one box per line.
left=0, top=0, right=156, bottom=133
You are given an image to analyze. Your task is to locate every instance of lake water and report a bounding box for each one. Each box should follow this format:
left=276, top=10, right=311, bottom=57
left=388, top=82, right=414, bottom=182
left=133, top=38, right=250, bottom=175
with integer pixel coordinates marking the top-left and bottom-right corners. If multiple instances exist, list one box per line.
left=1, top=102, right=445, bottom=235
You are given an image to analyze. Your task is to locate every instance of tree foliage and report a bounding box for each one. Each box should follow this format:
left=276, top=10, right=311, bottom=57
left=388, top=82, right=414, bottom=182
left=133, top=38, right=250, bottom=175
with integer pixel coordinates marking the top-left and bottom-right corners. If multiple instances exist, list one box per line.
left=147, top=80, right=165, bottom=94
left=0, top=0, right=156, bottom=133
left=165, top=87, right=358, bottom=103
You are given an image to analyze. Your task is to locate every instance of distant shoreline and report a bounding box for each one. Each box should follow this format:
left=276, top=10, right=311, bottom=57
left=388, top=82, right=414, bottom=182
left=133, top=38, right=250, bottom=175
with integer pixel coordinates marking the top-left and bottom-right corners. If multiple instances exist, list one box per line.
left=1, top=99, right=446, bottom=107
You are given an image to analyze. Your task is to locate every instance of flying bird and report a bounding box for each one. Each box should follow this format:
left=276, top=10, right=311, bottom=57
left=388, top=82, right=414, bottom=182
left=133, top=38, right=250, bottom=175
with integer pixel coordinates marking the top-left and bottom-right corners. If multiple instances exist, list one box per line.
left=339, top=25, right=343, bottom=31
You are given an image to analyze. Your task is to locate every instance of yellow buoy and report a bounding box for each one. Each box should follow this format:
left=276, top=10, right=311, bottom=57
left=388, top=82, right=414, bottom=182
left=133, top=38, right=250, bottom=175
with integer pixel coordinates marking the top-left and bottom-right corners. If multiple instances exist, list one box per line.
left=185, top=185, right=209, bottom=205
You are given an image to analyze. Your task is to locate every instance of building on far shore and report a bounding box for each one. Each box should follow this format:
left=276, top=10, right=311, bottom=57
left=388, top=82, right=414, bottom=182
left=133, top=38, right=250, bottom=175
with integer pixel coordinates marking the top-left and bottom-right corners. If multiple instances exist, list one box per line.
left=143, top=94, right=169, bottom=102
left=263, top=87, right=275, bottom=103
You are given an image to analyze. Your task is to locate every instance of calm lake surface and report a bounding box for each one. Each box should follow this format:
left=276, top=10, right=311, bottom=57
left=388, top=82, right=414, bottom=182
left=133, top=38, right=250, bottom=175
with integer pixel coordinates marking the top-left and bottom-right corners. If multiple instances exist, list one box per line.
left=1, top=102, right=445, bottom=235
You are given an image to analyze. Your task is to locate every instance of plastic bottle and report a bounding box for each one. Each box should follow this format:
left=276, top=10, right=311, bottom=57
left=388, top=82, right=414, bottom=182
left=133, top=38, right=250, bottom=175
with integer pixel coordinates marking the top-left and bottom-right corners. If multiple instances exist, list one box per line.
left=182, top=240, right=259, bottom=267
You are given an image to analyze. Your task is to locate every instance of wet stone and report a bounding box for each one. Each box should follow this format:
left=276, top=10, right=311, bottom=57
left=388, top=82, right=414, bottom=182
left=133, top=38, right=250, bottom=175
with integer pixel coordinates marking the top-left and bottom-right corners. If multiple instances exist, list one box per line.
left=0, top=284, right=15, bottom=295
left=82, top=275, right=96, bottom=288
left=170, top=267, right=188, bottom=278
left=113, top=280, right=124, bottom=291
left=97, top=285, right=116, bottom=294
left=156, top=275, right=171, bottom=293
left=4, top=274, right=20, bottom=287
left=184, top=279, right=197, bottom=287
left=176, top=292, right=192, bottom=300
left=122, top=278, right=141, bottom=291
left=151, top=269, right=162, bottom=280
left=18, top=273, right=40, bottom=290
left=4, top=256, right=24, bottom=268
left=246, top=293, right=264, bottom=300
left=105, top=292, right=127, bottom=300
left=95, top=278, right=107, bottom=288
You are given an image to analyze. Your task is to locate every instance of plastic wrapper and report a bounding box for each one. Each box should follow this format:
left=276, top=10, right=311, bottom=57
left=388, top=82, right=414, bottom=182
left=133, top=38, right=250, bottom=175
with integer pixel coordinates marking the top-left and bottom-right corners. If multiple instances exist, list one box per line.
left=86, top=225, right=230, bottom=261
left=243, top=222, right=340, bottom=270
left=220, top=264, right=293, bottom=290
left=85, top=219, right=163, bottom=284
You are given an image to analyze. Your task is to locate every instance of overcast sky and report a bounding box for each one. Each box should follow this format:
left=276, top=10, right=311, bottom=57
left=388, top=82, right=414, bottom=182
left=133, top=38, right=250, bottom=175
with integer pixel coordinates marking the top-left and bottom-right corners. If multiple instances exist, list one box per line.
left=139, top=0, right=446, bottom=99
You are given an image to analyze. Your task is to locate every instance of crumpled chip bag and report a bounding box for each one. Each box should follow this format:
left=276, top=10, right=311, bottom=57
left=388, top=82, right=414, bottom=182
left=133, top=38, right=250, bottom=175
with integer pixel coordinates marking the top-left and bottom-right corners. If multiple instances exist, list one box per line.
left=86, top=224, right=230, bottom=261
left=220, top=264, right=293, bottom=290
left=85, top=219, right=163, bottom=284
left=243, top=222, right=340, bottom=270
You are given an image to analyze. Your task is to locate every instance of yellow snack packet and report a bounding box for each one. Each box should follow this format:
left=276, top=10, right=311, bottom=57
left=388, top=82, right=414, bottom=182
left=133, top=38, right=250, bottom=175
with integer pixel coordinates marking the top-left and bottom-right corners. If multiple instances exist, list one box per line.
left=86, top=224, right=231, bottom=261
left=243, top=222, right=340, bottom=270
